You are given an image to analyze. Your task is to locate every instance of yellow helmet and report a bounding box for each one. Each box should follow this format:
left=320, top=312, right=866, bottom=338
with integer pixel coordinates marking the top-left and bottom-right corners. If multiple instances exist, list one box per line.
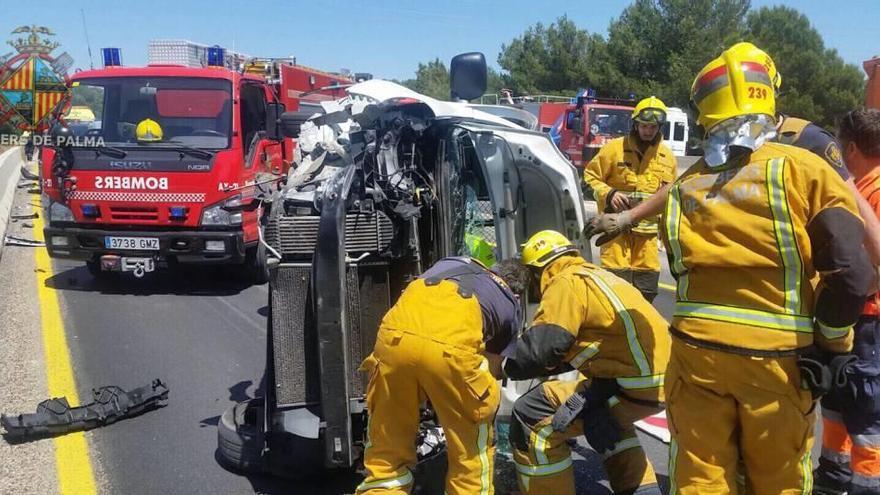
left=520, top=230, right=578, bottom=268
left=726, top=42, right=782, bottom=91
left=632, top=96, right=668, bottom=124
left=690, top=44, right=777, bottom=132
left=136, top=118, right=163, bottom=142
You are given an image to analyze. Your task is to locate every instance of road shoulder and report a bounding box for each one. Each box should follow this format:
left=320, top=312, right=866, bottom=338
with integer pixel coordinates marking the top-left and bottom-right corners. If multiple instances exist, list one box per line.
left=0, top=183, right=58, bottom=494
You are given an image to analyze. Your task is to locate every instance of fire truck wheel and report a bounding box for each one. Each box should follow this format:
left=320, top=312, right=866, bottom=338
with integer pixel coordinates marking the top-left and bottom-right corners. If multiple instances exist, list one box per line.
left=216, top=399, right=265, bottom=474
left=243, top=244, right=269, bottom=284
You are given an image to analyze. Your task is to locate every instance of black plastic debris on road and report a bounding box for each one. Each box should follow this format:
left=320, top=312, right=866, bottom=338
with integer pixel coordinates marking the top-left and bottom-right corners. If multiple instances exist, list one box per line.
left=1, top=379, right=169, bottom=441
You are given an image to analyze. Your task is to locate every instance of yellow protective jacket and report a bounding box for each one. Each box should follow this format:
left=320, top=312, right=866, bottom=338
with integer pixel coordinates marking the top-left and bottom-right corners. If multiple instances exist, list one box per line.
left=661, top=142, right=872, bottom=354
left=583, top=134, right=677, bottom=234
left=505, top=256, right=670, bottom=402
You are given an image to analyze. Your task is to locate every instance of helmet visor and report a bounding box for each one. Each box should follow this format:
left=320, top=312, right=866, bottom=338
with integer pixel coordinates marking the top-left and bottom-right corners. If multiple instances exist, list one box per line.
left=634, top=108, right=667, bottom=124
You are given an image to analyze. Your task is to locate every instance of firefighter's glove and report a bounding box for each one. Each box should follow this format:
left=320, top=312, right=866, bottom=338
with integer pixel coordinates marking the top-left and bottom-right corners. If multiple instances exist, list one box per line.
left=584, top=213, right=633, bottom=247
left=551, top=378, right=619, bottom=432
left=798, top=347, right=833, bottom=399
left=605, top=190, right=629, bottom=213
left=582, top=404, right=622, bottom=454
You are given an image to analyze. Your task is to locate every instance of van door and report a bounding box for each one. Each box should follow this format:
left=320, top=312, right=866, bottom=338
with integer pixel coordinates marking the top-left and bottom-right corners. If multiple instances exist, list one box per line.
left=462, top=125, right=588, bottom=260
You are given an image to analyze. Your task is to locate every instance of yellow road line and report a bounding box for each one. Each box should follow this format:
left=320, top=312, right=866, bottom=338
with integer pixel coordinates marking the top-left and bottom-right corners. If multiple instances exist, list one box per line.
left=658, top=282, right=676, bottom=292
left=32, top=197, right=98, bottom=495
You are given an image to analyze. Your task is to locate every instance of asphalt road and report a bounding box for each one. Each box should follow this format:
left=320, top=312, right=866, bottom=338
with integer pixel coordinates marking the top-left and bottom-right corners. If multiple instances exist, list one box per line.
left=50, top=253, right=675, bottom=495
left=47, top=226, right=676, bottom=495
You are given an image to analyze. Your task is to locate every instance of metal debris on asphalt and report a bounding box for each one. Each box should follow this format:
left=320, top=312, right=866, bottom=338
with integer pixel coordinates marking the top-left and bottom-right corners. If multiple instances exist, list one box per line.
left=1, top=379, right=169, bottom=440
left=4, top=236, right=44, bottom=247
left=19, top=167, right=39, bottom=180
left=10, top=212, right=38, bottom=220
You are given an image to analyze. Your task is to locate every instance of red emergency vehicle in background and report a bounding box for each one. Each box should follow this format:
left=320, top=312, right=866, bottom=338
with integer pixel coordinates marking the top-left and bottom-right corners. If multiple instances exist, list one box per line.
left=40, top=47, right=355, bottom=281
left=537, top=102, right=567, bottom=132
left=555, top=94, right=636, bottom=169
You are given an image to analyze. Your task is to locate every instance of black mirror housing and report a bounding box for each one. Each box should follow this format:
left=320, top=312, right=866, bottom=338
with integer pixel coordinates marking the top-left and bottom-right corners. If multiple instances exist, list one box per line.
left=51, top=123, right=73, bottom=147
left=266, top=102, right=285, bottom=140
left=279, top=110, right=314, bottom=139
left=450, top=52, right=487, bottom=102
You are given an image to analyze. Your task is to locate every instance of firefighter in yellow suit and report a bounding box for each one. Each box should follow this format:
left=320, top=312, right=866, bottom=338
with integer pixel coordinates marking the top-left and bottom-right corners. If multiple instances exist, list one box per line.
left=583, top=96, right=677, bottom=302
left=501, top=231, right=670, bottom=495
left=661, top=45, right=872, bottom=494
left=357, top=257, right=525, bottom=495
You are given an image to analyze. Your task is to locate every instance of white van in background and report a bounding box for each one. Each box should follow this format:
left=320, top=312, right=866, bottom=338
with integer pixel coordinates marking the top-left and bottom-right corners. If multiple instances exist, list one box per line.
left=663, top=107, right=689, bottom=157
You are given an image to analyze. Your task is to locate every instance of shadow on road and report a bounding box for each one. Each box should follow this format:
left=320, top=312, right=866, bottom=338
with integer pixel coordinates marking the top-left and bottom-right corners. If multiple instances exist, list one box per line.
left=44, top=264, right=260, bottom=296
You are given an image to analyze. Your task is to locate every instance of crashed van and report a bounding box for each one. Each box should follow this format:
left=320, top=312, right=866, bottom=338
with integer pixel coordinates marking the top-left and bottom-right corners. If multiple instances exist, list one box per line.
left=216, top=53, right=588, bottom=486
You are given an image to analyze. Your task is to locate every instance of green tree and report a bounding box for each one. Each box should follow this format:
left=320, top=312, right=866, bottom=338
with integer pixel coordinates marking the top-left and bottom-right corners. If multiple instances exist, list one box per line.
left=497, top=15, right=601, bottom=95
left=591, top=0, right=751, bottom=106
left=744, top=6, right=864, bottom=128
left=400, top=58, right=450, bottom=100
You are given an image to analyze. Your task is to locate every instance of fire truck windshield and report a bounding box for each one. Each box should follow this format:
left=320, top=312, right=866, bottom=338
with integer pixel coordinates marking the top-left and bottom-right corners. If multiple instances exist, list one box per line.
left=588, top=107, right=632, bottom=137
left=67, top=77, right=232, bottom=149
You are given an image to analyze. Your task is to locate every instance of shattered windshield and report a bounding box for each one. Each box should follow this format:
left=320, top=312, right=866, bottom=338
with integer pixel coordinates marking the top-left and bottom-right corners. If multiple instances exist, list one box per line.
left=68, top=76, right=232, bottom=149
left=449, top=133, right=498, bottom=266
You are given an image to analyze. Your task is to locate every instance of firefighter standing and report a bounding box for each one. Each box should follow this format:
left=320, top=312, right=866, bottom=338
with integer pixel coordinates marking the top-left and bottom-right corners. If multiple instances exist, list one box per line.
left=813, top=108, right=880, bottom=495
left=356, top=257, right=526, bottom=495
left=583, top=96, right=677, bottom=302
left=501, top=230, right=669, bottom=495
left=585, top=42, right=880, bottom=269
left=659, top=45, right=871, bottom=493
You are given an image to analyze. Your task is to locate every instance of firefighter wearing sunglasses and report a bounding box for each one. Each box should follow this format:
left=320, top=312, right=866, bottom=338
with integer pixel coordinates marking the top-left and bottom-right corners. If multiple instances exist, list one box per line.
left=583, top=96, right=677, bottom=302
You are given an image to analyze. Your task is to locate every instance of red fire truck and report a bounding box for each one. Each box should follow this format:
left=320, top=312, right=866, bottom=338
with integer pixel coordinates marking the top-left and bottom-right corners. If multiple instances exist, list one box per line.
left=40, top=49, right=353, bottom=281
left=555, top=95, right=636, bottom=169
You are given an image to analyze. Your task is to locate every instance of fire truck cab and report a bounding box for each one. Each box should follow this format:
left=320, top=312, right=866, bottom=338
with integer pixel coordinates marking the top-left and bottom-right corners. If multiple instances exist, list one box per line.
left=40, top=50, right=351, bottom=281
left=557, top=95, right=636, bottom=169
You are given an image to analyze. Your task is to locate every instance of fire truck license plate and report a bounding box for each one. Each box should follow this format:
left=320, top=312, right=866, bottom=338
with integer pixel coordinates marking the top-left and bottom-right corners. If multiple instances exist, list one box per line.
left=104, top=237, right=160, bottom=251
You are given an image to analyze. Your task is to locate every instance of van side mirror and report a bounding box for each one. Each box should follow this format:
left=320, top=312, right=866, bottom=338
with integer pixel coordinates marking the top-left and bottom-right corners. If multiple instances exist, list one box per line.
left=279, top=111, right=313, bottom=139
left=265, top=102, right=285, bottom=140
left=450, top=52, right=487, bottom=102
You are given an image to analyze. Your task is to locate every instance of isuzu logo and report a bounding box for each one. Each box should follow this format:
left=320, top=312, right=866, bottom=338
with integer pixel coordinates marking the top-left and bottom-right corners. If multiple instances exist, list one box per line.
left=108, top=161, right=151, bottom=170
left=94, top=176, right=169, bottom=190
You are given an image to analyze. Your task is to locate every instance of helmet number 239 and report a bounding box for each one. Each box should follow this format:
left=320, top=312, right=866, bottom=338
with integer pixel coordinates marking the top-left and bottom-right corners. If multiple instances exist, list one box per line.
left=747, top=87, right=769, bottom=99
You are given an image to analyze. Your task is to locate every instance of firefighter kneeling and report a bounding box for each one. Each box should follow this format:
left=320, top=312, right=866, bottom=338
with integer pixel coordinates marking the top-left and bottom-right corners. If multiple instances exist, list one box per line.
left=501, top=230, right=669, bottom=495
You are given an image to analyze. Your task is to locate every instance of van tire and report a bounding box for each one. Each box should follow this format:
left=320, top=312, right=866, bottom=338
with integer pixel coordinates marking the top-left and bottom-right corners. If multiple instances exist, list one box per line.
left=216, top=399, right=265, bottom=474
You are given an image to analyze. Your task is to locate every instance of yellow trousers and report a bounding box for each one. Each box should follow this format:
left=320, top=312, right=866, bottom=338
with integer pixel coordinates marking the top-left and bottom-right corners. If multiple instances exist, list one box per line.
left=666, top=338, right=816, bottom=494
left=511, top=379, right=661, bottom=494
left=357, top=327, right=499, bottom=495
left=599, top=232, right=660, bottom=272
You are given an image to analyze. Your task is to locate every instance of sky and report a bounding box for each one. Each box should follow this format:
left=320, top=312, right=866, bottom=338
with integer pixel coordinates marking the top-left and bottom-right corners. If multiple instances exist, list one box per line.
left=1, top=0, right=877, bottom=80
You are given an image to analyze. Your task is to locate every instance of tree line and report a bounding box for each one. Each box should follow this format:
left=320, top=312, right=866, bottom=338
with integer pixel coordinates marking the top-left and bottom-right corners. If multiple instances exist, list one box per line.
left=400, top=1, right=865, bottom=129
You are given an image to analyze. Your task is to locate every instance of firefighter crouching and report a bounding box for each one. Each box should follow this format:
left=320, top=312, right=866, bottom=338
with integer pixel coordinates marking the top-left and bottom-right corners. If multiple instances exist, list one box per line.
left=814, top=108, right=880, bottom=495
left=500, top=230, right=669, bottom=495
left=661, top=45, right=871, bottom=493
left=583, top=96, right=677, bottom=302
left=357, top=257, right=527, bottom=495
